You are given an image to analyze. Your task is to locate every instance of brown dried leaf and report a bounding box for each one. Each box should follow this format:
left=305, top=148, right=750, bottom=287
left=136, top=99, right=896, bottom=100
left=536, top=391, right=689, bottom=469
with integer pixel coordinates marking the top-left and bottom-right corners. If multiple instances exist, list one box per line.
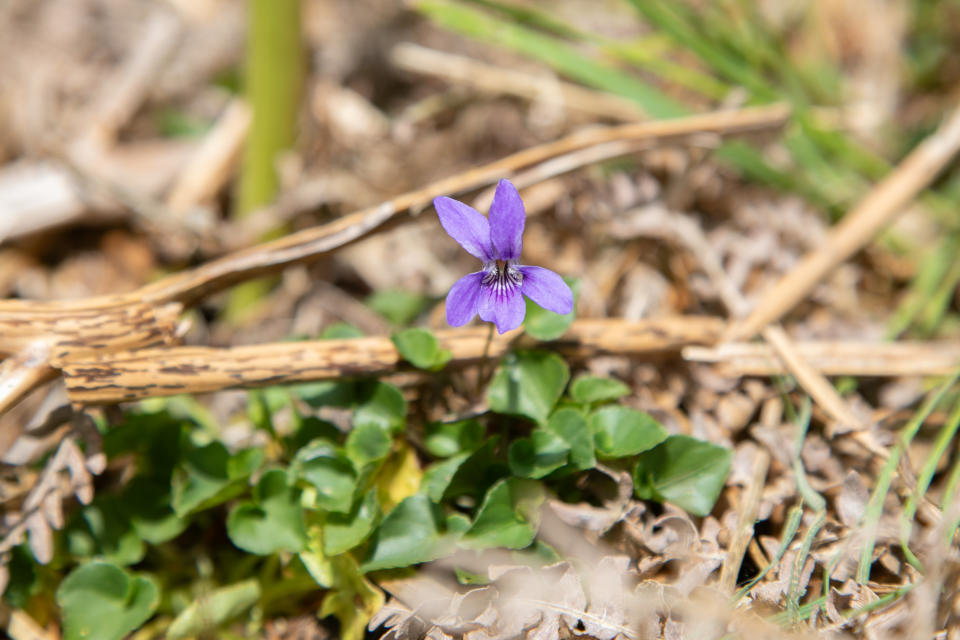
left=836, top=471, right=870, bottom=528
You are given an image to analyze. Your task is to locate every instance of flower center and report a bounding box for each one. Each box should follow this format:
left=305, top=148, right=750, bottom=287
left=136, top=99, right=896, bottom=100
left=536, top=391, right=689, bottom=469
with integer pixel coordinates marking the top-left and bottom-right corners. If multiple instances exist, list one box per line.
left=482, top=260, right=522, bottom=296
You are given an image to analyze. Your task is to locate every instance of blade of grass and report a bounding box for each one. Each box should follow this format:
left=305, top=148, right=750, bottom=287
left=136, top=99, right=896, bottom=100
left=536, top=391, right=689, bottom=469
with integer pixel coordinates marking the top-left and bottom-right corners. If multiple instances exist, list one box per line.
left=791, top=398, right=826, bottom=511
left=626, top=0, right=777, bottom=100
left=939, top=423, right=960, bottom=544
left=857, top=368, right=960, bottom=582
left=464, top=0, right=732, bottom=100
left=888, top=233, right=960, bottom=337
left=414, top=0, right=688, bottom=118
left=918, top=250, right=960, bottom=335
left=900, top=389, right=960, bottom=568
left=786, top=509, right=826, bottom=624
left=732, top=501, right=804, bottom=602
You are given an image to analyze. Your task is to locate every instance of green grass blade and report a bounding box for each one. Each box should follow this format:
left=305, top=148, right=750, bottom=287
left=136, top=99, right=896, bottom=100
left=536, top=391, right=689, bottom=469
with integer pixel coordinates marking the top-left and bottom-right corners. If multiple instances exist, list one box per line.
left=901, top=391, right=960, bottom=564
left=414, top=0, right=688, bottom=118
left=733, top=502, right=804, bottom=602
left=857, top=368, right=960, bottom=581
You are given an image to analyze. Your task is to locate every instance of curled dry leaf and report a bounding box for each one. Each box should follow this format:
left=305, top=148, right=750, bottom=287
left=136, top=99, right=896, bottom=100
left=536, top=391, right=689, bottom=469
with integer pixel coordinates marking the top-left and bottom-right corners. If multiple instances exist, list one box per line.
left=373, top=561, right=639, bottom=640
left=0, top=433, right=103, bottom=571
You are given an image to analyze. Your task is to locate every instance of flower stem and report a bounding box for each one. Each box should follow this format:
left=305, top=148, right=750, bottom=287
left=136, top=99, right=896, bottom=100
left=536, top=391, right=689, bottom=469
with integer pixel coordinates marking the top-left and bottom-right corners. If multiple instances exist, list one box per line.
left=476, top=323, right=496, bottom=394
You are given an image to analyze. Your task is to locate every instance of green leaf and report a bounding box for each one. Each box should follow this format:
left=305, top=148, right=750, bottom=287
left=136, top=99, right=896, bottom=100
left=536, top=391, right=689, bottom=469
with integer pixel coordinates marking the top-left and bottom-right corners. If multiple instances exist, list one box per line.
left=487, top=351, right=570, bottom=424
left=569, top=375, right=630, bottom=404
left=345, top=422, right=393, bottom=466
left=295, top=443, right=357, bottom=513
left=246, top=389, right=275, bottom=435
left=78, top=496, right=145, bottom=565
left=293, top=380, right=407, bottom=434
left=227, top=470, right=307, bottom=554
left=102, top=410, right=186, bottom=480
left=321, top=322, right=365, bottom=339
left=3, top=544, right=37, bottom=608
left=524, top=277, right=579, bottom=340
left=634, top=435, right=732, bottom=516
left=508, top=430, right=570, bottom=478
left=545, top=408, right=595, bottom=471
left=360, top=494, right=455, bottom=572
left=171, top=441, right=262, bottom=516
left=323, top=492, right=381, bottom=556
left=366, top=289, right=431, bottom=325
left=439, top=438, right=507, bottom=501
left=353, top=380, right=407, bottom=434
left=167, top=579, right=261, bottom=639
left=287, top=416, right=341, bottom=451
left=56, top=562, right=158, bottom=640
left=292, top=380, right=356, bottom=408
left=424, top=419, right=485, bottom=457
left=123, top=478, right=187, bottom=545
left=462, top=478, right=545, bottom=549
left=590, top=406, right=667, bottom=458
left=391, top=327, right=452, bottom=370
left=422, top=452, right=471, bottom=502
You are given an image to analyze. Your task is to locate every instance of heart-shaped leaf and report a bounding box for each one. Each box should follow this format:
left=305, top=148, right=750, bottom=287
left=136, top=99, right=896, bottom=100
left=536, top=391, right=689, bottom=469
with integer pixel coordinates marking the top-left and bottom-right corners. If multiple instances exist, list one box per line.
left=487, top=351, right=569, bottom=424
left=323, top=492, right=381, bottom=556
left=57, top=562, right=158, bottom=640
left=508, top=430, right=570, bottom=478
left=361, top=494, right=455, bottom=572
left=353, top=381, right=407, bottom=434
left=461, top=478, right=545, bottom=549
left=569, top=375, right=630, bottom=404
left=391, top=327, right=452, bottom=370
left=227, top=470, right=307, bottom=554
left=345, top=422, right=393, bottom=466
left=634, top=435, right=732, bottom=516
left=424, top=418, right=485, bottom=458
left=295, top=442, right=357, bottom=513
left=545, top=408, right=595, bottom=471
left=590, top=406, right=667, bottom=458
left=172, top=441, right=262, bottom=516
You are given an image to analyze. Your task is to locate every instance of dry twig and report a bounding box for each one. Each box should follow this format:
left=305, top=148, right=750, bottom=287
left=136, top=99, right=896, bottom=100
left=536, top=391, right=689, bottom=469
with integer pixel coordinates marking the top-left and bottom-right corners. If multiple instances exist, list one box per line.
left=61, top=317, right=724, bottom=405
left=683, top=340, right=960, bottom=377
left=728, top=104, right=960, bottom=341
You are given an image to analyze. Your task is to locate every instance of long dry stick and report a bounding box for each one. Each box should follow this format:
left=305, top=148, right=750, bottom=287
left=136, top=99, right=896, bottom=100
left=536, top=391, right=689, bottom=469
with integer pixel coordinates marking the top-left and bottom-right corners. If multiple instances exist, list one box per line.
left=61, top=317, right=724, bottom=405
left=683, top=340, right=960, bottom=377
left=728, top=105, right=960, bottom=340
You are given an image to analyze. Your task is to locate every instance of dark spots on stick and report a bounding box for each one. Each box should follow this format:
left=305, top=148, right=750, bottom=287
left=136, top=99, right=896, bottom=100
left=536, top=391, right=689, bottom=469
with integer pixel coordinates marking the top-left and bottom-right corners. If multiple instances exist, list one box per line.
left=159, top=364, right=203, bottom=375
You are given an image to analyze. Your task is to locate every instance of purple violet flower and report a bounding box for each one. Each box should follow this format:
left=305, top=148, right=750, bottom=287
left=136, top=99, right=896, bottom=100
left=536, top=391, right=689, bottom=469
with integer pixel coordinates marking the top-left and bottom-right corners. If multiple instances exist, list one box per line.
left=434, top=179, right=573, bottom=334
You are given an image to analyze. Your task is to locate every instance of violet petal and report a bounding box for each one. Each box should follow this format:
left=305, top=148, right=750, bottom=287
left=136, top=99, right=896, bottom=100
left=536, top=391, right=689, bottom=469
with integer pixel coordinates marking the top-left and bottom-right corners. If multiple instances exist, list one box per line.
left=488, top=179, right=524, bottom=260
left=434, top=196, right=494, bottom=260
left=520, top=266, right=573, bottom=314
left=445, top=271, right=484, bottom=327
left=478, top=281, right=526, bottom=334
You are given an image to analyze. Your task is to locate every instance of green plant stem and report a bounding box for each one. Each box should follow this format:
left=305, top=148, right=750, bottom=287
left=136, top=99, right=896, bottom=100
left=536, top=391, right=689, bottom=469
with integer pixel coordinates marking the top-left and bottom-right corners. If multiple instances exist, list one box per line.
left=476, top=323, right=496, bottom=395
left=229, top=0, right=303, bottom=322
